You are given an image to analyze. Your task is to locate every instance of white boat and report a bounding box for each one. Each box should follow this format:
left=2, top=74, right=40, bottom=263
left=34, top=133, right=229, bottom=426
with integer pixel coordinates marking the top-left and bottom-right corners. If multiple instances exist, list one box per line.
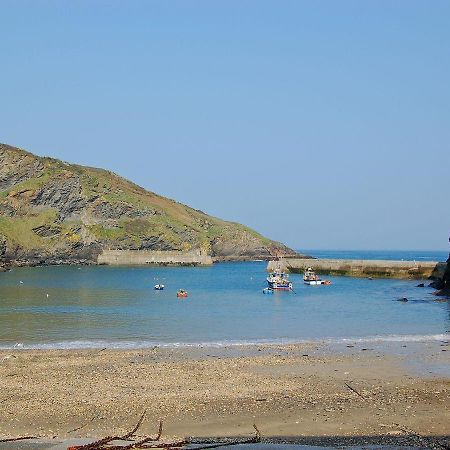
left=267, top=271, right=293, bottom=290
left=303, top=268, right=331, bottom=285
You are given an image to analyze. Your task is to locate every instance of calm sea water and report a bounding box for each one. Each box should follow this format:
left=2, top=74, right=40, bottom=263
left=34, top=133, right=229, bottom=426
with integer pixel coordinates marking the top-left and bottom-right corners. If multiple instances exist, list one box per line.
left=0, top=252, right=448, bottom=349
left=303, top=249, right=448, bottom=262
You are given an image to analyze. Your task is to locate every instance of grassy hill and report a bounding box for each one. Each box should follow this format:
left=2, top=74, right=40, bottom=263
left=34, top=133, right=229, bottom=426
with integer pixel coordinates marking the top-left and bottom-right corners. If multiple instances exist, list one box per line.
left=0, top=143, right=299, bottom=267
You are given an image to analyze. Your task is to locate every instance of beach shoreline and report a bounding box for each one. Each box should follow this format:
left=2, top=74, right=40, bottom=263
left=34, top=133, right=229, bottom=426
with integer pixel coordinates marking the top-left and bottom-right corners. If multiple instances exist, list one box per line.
left=1, top=341, right=448, bottom=444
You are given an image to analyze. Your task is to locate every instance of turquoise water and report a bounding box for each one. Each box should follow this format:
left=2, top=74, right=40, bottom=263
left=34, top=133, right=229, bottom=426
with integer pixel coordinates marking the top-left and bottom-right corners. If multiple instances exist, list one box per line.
left=0, top=259, right=448, bottom=349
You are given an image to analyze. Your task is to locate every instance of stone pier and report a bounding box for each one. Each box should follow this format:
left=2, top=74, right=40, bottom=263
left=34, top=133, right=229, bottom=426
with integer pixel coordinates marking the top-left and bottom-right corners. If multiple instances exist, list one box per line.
left=267, top=258, right=447, bottom=280
left=97, top=249, right=213, bottom=266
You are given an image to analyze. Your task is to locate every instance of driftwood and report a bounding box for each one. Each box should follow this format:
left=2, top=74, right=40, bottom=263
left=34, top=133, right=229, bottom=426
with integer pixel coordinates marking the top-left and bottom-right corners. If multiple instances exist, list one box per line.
left=189, top=424, right=261, bottom=449
left=66, top=412, right=261, bottom=450
left=67, top=411, right=153, bottom=450
left=0, top=436, right=39, bottom=442
left=67, top=415, right=98, bottom=433
left=1, top=411, right=261, bottom=450
left=344, top=381, right=366, bottom=399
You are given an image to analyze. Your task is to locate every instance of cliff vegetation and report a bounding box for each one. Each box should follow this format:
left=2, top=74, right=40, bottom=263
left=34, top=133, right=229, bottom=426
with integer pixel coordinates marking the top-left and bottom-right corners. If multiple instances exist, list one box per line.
left=0, top=143, right=298, bottom=267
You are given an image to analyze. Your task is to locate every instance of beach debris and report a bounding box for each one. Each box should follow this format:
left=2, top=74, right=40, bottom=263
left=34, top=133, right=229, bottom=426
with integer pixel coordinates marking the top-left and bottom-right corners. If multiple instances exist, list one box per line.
left=0, top=436, right=39, bottom=443
left=188, top=425, right=261, bottom=450
left=67, top=411, right=159, bottom=450
left=66, top=411, right=261, bottom=450
left=67, top=415, right=98, bottom=434
left=344, top=381, right=366, bottom=400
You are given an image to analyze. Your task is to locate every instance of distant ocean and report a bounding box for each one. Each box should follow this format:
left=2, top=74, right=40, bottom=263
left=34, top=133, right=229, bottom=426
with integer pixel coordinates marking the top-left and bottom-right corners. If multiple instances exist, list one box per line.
left=0, top=250, right=448, bottom=350
left=301, top=249, right=448, bottom=262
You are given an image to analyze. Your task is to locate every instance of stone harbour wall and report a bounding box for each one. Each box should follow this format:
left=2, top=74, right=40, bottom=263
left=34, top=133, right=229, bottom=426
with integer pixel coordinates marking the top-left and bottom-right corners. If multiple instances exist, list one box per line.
left=98, top=249, right=213, bottom=266
left=267, top=258, right=447, bottom=280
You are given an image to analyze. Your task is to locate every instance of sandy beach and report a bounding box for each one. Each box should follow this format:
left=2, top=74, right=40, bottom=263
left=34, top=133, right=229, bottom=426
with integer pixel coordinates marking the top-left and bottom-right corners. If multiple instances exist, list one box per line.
left=0, top=341, right=449, bottom=446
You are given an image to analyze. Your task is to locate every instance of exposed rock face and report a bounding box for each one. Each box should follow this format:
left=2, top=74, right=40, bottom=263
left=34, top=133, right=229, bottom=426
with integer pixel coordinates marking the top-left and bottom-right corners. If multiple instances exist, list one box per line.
left=433, top=253, right=450, bottom=296
left=31, top=175, right=86, bottom=221
left=0, top=234, right=6, bottom=271
left=0, top=143, right=301, bottom=266
left=0, top=148, right=44, bottom=191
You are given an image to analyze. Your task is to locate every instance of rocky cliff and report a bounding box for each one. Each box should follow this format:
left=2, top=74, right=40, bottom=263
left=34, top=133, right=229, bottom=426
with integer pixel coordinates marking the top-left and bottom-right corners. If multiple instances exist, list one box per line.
left=0, top=143, right=300, bottom=268
left=432, top=253, right=450, bottom=296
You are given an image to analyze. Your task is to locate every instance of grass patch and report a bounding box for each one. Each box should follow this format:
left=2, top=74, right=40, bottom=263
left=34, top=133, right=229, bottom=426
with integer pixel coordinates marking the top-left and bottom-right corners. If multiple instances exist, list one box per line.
left=0, top=208, right=59, bottom=249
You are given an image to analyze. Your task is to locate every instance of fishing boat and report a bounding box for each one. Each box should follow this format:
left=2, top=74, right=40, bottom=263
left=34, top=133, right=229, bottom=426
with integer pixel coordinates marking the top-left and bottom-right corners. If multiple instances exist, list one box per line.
left=177, top=289, right=188, bottom=298
left=303, top=268, right=331, bottom=285
left=267, top=270, right=293, bottom=290
left=154, top=284, right=165, bottom=290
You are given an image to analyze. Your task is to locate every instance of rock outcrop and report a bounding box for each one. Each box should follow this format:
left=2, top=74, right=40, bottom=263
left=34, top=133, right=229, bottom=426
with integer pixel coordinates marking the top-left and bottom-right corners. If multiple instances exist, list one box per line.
left=0, top=143, right=301, bottom=266
left=432, top=253, right=450, bottom=296
left=0, top=233, right=6, bottom=271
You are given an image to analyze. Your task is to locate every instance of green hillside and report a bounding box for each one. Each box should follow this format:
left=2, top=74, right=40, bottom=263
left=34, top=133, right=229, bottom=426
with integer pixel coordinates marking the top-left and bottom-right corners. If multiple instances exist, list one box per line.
left=0, top=143, right=299, bottom=266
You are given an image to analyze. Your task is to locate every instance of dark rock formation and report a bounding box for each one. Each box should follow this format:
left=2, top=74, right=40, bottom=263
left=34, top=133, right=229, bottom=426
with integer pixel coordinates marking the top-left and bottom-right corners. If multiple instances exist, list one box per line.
left=433, top=253, right=450, bottom=296
left=0, top=234, right=6, bottom=271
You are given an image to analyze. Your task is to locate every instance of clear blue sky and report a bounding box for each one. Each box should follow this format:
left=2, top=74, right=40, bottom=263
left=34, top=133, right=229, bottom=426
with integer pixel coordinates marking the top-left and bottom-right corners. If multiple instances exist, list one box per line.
left=1, top=0, right=449, bottom=251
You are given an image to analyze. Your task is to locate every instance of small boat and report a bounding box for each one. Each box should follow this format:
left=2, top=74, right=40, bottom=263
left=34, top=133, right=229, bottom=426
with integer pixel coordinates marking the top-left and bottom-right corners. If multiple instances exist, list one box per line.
left=154, top=284, right=165, bottom=290
left=177, top=289, right=188, bottom=298
left=303, top=268, right=331, bottom=285
left=267, top=270, right=293, bottom=290
left=262, top=287, right=273, bottom=294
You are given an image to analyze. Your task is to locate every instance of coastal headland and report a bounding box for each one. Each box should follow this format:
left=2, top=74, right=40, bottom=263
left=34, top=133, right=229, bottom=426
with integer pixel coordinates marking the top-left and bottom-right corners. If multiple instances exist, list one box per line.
left=268, top=258, right=447, bottom=280
left=0, top=343, right=448, bottom=446
left=0, top=143, right=300, bottom=271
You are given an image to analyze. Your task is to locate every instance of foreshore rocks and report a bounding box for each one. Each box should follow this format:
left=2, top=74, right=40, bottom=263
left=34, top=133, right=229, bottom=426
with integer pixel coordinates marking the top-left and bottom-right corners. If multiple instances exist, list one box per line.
left=432, top=253, right=450, bottom=296
left=0, top=143, right=301, bottom=268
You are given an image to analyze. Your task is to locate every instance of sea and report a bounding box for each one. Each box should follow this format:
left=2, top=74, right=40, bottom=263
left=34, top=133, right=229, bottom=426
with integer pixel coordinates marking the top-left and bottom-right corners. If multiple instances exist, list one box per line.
left=0, top=250, right=448, bottom=350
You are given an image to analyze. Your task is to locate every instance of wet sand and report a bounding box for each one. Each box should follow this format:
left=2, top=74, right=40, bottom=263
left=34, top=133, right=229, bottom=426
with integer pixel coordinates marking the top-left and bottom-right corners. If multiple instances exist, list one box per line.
left=0, top=341, right=449, bottom=444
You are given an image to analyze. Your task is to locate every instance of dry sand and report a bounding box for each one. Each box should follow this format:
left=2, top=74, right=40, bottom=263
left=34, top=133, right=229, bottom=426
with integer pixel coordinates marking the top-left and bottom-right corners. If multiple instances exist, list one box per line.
left=0, top=342, right=449, bottom=443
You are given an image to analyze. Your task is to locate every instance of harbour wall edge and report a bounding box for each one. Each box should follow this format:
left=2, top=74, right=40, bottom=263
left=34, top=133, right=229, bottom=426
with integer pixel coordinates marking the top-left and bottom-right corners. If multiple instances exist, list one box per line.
left=97, top=250, right=213, bottom=266
left=267, top=258, right=447, bottom=280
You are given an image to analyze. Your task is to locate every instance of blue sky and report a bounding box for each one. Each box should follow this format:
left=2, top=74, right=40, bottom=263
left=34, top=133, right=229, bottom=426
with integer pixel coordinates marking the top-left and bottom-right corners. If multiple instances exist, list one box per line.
left=1, top=1, right=449, bottom=251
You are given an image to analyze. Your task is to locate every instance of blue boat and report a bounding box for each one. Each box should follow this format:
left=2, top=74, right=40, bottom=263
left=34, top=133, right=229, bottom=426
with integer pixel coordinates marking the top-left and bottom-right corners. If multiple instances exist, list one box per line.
left=266, top=271, right=293, bottom=290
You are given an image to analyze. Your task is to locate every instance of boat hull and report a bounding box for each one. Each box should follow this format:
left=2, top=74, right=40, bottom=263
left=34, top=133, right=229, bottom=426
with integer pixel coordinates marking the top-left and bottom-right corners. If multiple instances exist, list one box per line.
left=304, top=280, right=331, bottom=285
left=304, top=280, right=322, bottom=285
left=267, top=281, right=292, bottom=290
